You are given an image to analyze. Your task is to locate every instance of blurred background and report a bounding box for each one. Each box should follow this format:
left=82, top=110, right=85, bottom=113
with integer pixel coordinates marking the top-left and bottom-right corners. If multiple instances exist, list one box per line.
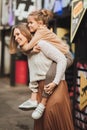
left=0, top=1, right=87, bottom=130
left=0, top=0, right=73, bottom=82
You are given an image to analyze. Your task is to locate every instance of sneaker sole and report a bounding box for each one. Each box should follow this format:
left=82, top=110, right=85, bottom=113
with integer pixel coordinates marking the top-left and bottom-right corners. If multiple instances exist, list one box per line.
left=18, top=106, right=37, bottom=111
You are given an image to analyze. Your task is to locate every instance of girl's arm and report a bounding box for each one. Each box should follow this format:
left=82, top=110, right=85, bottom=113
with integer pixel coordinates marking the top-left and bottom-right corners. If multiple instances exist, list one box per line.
left=21, top=30, right=43, bottom=51
left=38, top=40, right=67, bottom=85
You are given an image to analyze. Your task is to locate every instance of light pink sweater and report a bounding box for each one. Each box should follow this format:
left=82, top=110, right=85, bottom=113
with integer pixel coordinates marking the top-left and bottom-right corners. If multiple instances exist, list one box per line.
left=24, top=26, right=69, bottom=54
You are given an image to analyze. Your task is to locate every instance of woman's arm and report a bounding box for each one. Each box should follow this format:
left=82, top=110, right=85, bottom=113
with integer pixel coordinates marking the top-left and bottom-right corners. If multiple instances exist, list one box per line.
left=38, top=40, right=67, bottom=85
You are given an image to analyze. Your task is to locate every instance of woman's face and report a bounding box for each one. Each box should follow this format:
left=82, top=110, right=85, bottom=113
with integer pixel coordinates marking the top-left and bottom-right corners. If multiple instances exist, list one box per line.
left=14, top=28, right=28, bottom=46
left=27, top=16, right=40, bottom=33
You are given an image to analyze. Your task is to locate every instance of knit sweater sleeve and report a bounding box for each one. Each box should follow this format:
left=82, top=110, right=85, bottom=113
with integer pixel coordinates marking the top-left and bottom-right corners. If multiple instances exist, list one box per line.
left=38, top=40, right=67, bottom=85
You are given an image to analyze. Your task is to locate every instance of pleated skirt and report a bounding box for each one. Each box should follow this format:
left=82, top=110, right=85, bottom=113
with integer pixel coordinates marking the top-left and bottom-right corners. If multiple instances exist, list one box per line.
left=34, top=80, right=74, bottom=130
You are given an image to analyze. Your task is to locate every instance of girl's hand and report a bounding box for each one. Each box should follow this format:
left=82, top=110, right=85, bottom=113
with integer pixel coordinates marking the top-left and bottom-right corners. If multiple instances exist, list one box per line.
left=32, top=45, right=41, bottom=53
left=44, top=82, right=57, bottom=95
left=20, top=43, right=28, bottom=51
left=21, top=44, right=41, bottom=54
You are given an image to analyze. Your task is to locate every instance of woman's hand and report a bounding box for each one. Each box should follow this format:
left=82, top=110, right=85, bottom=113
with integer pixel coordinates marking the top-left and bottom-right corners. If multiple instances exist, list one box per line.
left=44, top=82, right=57, bottom=95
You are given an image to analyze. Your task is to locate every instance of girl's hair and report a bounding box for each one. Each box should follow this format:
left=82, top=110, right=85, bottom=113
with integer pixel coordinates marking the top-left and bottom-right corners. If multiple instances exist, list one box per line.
left=9, top=23, right=32, bottom=54
left=27, top=9, right=54, bottom=26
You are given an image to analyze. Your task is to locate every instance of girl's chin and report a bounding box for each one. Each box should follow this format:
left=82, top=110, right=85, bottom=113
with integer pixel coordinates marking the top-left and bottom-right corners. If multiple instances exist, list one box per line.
left=19, top=43, right=24, bottom=46
left=30, top=30, right=34, bottom=33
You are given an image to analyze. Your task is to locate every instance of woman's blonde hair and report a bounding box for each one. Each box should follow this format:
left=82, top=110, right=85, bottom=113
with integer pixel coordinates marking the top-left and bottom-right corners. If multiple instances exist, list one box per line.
left=9, top=23, right=32, bottom=54
left=27, top=9, right=54, bottom=26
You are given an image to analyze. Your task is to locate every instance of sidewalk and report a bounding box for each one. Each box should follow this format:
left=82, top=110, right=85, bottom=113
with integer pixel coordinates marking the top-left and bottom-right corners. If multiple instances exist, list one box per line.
left=0, top=77, right=34, bottom=130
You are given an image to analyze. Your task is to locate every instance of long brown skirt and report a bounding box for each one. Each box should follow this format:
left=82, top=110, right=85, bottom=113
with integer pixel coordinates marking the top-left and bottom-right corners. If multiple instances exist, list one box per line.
left=34, top=80, right=74, bottom=130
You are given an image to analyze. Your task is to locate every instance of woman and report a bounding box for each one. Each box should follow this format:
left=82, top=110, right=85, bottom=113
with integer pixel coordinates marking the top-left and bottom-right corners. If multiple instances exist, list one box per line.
left=9, top=23, right=74, bottom=130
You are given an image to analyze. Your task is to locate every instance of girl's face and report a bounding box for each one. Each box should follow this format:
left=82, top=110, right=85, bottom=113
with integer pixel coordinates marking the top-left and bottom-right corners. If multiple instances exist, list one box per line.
left=27, top=16, right=40, bottom=33
left=14, top=28, right=28, bottom=46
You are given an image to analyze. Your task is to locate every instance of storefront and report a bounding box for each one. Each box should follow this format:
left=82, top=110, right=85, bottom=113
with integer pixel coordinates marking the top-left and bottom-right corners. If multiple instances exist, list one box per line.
left=71, top=0, right=87, bottom=129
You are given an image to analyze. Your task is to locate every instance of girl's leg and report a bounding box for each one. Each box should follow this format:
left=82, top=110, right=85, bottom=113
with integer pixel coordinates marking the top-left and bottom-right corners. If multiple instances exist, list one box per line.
left=32, top=92, right=49, bottom=119
left=40, top=97, right=48, bottom=106
left=40, top=91, right=49, bottom=106
left=18, top=81, right=39, bottom=110
left=18, top=92, right=38, bottom=110
left=30, top=92, right=38, bottom=101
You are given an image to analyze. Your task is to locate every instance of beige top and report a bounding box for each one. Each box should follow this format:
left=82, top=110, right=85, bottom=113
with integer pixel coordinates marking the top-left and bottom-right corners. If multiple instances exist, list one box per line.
left=28, top=40, right=67, bottom=85
left=25, top=26, right=69, bottom=54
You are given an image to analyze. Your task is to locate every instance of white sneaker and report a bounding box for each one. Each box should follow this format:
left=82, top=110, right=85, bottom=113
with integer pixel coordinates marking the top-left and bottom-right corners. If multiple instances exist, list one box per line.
left=32, top=103, right=45, bottom=119
left=18, top=99, right=38, bottom=110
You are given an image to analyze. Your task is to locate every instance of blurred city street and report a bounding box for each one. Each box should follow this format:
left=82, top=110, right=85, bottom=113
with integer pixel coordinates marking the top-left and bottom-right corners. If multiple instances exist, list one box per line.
left=0, top=77, right=34, bottom=130
left=0, top=1, right=87, bottom=130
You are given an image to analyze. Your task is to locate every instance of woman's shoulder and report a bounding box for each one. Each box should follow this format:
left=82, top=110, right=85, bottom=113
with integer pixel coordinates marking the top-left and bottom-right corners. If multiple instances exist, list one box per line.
left=38, top=40, right=51, bottom=47
left=38, top=40, right=57, bottom=49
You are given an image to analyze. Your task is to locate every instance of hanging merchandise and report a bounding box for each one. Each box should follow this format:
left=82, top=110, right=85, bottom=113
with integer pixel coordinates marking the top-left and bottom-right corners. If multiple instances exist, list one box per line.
left=35, top=0, right=42, bottom=10
left=8, top=0, right=15, bottom=26
left=43, top=0, right=55, bottom=10
left=53, top=0, right=71, bottom=16
left=62, top=0, right=71, bottom=8
left=49, top=0, right=55, bottom=10
left=2, top=0, right=9, bottom=25
left=1, top=0, right=15, bottom=26
left=53, top=0, right=63, bottom=15
left=84, top=0, right=87, bottom=8
left=48, top=0, right=55, bottom=10
left=35, top=0, right=55, bottom=10
left=15, top=0, right=36, bottom=24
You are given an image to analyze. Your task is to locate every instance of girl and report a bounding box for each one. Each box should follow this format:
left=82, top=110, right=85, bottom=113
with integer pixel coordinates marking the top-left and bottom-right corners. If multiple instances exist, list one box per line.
left=22, top=9, right=74, bottom=68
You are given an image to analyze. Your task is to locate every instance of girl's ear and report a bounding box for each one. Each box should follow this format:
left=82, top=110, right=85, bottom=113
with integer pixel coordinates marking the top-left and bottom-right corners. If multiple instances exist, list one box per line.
left=38, top=20, right=43, bottom=25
